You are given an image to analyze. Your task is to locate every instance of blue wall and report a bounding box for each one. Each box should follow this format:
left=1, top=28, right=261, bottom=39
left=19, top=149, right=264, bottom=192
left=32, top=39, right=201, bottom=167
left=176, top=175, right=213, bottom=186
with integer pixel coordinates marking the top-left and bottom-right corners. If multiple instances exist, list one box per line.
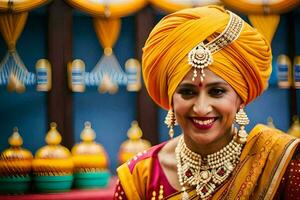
left=0, top=11, right=138, bottom=173
left=72, top=14, right=137, bottom=172
left=0, top=7, right=299, bottom=174
left=0, top=13, right=47, bottom=154
left=295, top=9, right=300, bottom=117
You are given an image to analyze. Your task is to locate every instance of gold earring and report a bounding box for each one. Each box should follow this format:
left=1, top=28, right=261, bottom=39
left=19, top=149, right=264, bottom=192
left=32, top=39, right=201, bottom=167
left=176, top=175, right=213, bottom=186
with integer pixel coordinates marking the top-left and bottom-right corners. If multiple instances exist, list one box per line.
left=164, top=109, right=178, bottom=139
left=234, top=108, right=249, bottom=144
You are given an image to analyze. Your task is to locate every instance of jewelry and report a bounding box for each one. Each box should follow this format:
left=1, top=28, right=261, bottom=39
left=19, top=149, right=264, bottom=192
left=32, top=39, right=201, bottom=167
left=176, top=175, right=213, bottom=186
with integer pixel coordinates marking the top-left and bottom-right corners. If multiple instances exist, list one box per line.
left=188, top=11, right=244, bottom=82
left=164, top=109, right=178, bottom=139
left=234, top=108, right=250, bottom=144
left=175, top=136, right=243, bottom=199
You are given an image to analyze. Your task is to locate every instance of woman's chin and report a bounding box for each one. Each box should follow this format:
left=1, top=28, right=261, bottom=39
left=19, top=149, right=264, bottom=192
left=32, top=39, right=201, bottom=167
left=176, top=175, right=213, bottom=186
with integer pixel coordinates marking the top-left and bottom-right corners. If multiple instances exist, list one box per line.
left=190, top=133, right=217, bottom=146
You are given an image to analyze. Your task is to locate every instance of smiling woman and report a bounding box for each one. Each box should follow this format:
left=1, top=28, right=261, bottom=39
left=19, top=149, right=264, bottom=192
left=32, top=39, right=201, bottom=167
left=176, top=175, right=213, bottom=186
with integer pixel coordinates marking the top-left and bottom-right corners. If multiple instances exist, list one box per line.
left=173, top=69, right=242, bottom=152
left=114, top=5, right=300, bottom=200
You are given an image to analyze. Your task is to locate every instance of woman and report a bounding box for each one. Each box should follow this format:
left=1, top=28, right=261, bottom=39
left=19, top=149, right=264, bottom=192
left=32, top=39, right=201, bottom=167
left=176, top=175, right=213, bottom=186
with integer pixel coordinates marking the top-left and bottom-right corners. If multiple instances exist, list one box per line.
left=114, top=5, right=300, bottom=200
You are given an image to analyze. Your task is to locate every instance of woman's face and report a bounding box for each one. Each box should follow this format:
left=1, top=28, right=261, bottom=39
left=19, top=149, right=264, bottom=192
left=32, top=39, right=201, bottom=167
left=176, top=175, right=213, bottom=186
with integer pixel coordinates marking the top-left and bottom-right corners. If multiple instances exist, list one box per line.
left=173, top=68, right=242, bottom=152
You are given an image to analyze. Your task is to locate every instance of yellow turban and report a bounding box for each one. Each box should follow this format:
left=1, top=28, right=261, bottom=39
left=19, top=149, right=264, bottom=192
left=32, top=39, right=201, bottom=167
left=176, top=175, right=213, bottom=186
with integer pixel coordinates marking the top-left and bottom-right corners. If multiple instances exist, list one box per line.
left=142, top=5, right=272, bottom=110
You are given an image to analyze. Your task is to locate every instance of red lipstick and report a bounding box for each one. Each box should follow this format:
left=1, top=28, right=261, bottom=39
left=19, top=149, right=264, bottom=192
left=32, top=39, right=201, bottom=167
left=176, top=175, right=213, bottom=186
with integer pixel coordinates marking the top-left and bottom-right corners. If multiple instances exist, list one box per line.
left=191, top=117, right=217, bottom=130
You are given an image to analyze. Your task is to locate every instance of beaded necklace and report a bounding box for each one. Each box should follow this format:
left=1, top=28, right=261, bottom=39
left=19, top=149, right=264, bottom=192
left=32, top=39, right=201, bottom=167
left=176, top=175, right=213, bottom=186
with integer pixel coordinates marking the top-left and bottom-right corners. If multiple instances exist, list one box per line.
left=175, top=136, right=243, bottom=199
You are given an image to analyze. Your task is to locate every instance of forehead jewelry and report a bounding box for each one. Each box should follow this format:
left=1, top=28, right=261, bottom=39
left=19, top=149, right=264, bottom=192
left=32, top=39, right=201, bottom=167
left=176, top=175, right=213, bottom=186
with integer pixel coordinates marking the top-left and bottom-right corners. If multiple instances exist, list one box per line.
left=188, top=11, right=244, bottom=82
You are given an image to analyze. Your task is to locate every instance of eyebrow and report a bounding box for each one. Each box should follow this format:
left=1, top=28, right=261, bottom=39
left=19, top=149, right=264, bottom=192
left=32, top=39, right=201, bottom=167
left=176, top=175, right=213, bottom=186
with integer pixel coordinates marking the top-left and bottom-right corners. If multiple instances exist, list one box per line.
left=205, top=81, right=229, bottom=87
left=179, top=81, right=228, bottom=88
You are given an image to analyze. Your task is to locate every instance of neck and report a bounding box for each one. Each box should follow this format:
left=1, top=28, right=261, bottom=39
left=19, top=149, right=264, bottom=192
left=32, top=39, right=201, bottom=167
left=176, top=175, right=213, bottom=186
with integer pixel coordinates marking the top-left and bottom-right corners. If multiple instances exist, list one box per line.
left=183, top=130, right=234, bottom=157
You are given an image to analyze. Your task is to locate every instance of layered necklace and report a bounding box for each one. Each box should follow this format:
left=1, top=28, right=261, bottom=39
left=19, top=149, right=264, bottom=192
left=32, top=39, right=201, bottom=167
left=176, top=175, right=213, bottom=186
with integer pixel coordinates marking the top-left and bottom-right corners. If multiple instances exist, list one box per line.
left=175, top=136, right=243, bottom=199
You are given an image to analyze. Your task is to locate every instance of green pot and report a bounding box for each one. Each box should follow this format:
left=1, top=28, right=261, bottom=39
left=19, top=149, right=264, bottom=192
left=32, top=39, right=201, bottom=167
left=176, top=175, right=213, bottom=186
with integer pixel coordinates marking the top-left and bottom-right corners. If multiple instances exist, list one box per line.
left=34, top=175, right=73, bottom=193
left=0, top=175, right=31, bottom=194
left=74, top=171, right=110, bottom=189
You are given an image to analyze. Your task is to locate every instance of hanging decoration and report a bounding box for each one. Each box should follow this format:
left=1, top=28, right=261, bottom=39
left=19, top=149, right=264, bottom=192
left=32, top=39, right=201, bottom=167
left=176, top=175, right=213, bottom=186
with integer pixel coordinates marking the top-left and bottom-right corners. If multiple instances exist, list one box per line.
left=0, top=0, right=52, bottom=93
left=0, top=0, right=51, bottom=12
left=125, top=58, right=141, bottom=92
left=66, top=0, right=147, bottom=18
left=294, top=56, right=300, bottom=89
left=221, top=0, right=300, bottom=14
left=93, top=17, right=123, bottom=94
left=276, top=55, right=292, bottom=89
left=68, top=59, right=85, bottom=92
left=222, top=0, right=300, bottom=44
left=149, top=0, right=222, bottom=13
left=35, top=59, right=51, bottom=91
left=66, top=0, right=145, bottom=93
left=248, top=14, right=279, bottom=43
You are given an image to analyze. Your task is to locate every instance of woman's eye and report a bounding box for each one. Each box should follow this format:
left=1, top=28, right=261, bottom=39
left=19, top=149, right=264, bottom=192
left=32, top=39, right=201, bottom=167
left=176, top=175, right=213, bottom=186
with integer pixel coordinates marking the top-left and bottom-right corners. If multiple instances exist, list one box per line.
left=177, top=88, right=197, bottom=98
left=209, top=88, right=225, bottom=97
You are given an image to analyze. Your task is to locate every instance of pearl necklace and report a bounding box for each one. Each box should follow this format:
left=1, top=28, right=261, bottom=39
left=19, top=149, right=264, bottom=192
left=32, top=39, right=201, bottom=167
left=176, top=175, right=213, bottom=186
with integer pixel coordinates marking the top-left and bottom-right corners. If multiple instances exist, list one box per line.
left=175, top=136, right=243, bottom=199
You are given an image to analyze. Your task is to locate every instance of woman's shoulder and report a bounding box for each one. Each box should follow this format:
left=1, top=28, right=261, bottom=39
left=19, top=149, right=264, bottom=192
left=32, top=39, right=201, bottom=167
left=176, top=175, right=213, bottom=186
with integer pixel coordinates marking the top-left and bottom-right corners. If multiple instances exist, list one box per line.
left=246, top=124, right=300, bottom=156
left=249, top=124, right=297, bottom=140
left=158, top=136, right=179, bottom=165
left=118, top=142, right=167, bottom=173
left=251, top=123, right=283, bottom=133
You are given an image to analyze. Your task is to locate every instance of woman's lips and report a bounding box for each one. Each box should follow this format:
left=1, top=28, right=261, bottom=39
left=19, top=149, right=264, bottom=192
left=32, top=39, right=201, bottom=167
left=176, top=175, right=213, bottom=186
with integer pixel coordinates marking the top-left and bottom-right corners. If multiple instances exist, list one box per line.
left=191, top=117, right=217, bottom=130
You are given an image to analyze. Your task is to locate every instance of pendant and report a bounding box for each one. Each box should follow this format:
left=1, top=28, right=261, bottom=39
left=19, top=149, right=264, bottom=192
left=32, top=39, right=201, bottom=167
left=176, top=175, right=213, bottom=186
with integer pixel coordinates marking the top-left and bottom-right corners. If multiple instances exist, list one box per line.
left=196, top=182, right=216, bottom=199
left=182, top=191, right=189, bottom=200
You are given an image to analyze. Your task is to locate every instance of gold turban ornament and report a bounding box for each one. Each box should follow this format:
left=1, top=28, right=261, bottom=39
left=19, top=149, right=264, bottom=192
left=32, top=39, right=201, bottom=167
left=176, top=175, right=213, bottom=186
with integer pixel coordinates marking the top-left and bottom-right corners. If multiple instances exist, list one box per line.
left=142, top=5, right=272, bottom=110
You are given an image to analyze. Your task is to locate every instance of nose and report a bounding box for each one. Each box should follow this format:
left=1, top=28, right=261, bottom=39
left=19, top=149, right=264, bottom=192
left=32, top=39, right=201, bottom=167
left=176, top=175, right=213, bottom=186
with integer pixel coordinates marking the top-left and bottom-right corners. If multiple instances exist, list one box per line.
left=192, top=94, right=212, bottom=116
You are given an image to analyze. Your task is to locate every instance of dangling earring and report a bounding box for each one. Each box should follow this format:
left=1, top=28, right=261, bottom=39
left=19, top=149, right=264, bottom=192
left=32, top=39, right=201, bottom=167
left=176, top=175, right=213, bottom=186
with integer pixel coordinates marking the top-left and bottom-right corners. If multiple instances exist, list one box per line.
left=164, top=109, right=178, bottom=139
left=234, top=108, right=250, bottom=144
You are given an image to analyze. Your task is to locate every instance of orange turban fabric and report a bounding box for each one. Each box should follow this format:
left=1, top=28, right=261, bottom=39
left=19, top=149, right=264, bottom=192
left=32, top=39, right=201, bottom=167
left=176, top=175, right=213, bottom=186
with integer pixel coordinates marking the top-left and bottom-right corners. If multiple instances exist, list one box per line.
left=142, top=5, right=272, bottom=110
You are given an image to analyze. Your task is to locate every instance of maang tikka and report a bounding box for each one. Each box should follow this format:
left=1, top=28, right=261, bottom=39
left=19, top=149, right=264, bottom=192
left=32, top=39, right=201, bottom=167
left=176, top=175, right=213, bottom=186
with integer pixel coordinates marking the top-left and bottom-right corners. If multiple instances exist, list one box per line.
left=234, top=108, right=250, bottom=144
left=188, top=11, right=244, bottom=82
left=164, top=109, right=178, bottom=139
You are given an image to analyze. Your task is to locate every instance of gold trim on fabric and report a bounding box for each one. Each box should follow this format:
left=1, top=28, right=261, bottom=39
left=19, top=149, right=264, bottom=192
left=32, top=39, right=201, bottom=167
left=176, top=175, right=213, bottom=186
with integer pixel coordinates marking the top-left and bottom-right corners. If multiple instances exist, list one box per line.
left=264, top=138, right=300, bottom=200
left=117, top=164, right=141, bottom=200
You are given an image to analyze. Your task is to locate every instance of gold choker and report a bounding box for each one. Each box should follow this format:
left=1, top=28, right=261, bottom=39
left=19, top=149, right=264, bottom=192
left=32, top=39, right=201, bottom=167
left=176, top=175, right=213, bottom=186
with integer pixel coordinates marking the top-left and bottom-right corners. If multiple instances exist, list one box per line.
left=175, top=136, right=243, bottom=199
